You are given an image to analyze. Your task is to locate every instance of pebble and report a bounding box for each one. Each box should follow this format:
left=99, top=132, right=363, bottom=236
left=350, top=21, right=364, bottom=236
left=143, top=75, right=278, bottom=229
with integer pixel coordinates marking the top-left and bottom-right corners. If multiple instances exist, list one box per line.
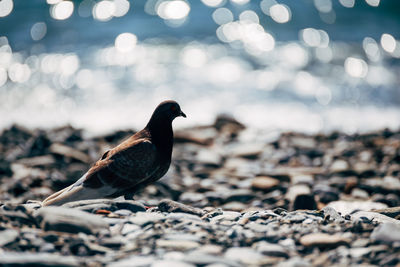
left=33, top=207, right=109, bottom=234
left=371, top=223, right=400, bottom=242
left=158, top=199, right=205, bottom=216
left=0, top=229, right=19, bottom=246
left=156, top=239, right=200, bottom=250
left=251, top=176, right=280, bottom=191
left=300, top=233, right=350, bottom=248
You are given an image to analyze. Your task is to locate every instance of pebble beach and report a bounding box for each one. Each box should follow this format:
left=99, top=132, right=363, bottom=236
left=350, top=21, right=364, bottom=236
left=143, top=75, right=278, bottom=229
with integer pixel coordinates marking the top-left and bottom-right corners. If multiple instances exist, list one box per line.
left=1, top=115, right=400, bottom=266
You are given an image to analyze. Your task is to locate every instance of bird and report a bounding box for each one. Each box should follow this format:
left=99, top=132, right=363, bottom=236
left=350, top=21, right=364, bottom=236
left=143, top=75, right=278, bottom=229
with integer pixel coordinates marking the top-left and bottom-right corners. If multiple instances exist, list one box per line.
left=42, top=100, right=186, bottom=206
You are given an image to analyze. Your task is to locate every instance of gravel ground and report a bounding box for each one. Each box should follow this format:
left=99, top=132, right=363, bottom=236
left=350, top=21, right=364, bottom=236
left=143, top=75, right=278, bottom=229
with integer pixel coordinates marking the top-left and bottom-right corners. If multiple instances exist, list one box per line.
left=0, top=115, right=400, bottom=266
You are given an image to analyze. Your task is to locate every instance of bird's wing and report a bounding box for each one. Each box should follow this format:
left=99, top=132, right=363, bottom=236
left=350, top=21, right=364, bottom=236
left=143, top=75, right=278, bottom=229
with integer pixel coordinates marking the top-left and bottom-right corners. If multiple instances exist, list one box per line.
left=42, top=139, right=158, bottom=206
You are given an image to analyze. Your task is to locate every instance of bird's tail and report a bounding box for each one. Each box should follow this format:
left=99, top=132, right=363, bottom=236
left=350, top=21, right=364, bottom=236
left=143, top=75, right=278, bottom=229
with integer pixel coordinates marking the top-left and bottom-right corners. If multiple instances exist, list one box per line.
left=42, top=175, right=105, bottom=206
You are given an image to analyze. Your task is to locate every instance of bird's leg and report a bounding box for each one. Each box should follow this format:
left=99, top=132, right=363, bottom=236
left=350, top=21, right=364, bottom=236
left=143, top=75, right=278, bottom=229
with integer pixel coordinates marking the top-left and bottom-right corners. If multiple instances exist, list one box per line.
left=123, top=192, right=135, bottom=200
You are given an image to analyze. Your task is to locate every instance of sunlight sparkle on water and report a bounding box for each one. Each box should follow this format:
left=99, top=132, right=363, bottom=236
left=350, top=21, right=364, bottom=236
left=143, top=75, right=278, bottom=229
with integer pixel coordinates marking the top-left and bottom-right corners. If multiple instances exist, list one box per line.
left=157, top=0, right=191, bottom=20
left=30, top=22, right=47, bottom=41
left=0, top=0, right=13, bottom=17
left=365, top=0, right=380, bottom=7
left=113, top=0, right=130, bottom=17
left=344, top=57, right=368, bottom=78
left=201, top=0, right=225, bottom=7
left=93, top=1, right=115, bottom=21
left=0, top=68, right=7, bottom=87
left=115, top=33, right=137, bottom=53
left=239, top=10, right=259, bottom=24
left=314, top=0, right=332, bottom=13
left=380, top=33, right=396, bottom=53
left=363, top=37, right=380, bottom=61
left=231, top=0, right=250, bottom=5
left=8, top=63, right=31, bottom=83
left=269, top=4, right=291, bottom=23
left=50, top=1, right=74, bottom=20
left=181, top=47, right=207, bottom=68
left=212, top=8, right=233, bottom=25
left=339, top=0, right=355, bottom=8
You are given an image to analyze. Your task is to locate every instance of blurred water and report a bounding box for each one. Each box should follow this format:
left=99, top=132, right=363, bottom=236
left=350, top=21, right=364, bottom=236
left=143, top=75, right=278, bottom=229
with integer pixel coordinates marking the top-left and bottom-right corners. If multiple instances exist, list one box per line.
left=0, top=0, right=399, bottom=134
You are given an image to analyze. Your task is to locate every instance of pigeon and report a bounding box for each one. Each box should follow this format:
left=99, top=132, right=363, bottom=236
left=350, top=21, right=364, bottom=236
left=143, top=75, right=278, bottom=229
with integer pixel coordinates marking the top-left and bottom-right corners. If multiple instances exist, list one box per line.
left=42, top=100, right=186, bottom=206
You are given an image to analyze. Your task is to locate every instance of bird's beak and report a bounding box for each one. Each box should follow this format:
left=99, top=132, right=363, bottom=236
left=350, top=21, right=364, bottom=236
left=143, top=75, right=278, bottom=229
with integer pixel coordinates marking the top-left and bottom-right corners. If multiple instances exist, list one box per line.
left=180, top=111, right=187, bottom=118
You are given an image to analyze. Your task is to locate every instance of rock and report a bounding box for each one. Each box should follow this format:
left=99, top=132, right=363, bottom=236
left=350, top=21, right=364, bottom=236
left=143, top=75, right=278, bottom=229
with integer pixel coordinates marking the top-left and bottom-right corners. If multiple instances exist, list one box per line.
left=196, top=149, right=222, bottom=167
left=224, top=247, right=267, bottom=265
left=372, top=206, right=400, bottom=218
left=0, top=229, right=19, bottom=246
left=16, top=155, right=56, bottom=167
left=313, top=184, right=339, bottom=204
left=62, top=199, right=146, bottom=213
left=229, top=143, right=263, bottom=159
left=327, top=200, right=388, bottom=215
left=129, top=212, right=165, bottom=226
left=222, top=201, right=247, bottom=212
left=0, top=252, right=80, bottom=266
left=286, top=184, right=311, bottom=202
left=292, top=194, right=317, bottom=211
left=152, top=260, right=195, bottom=267
left=300, top=233, right=350, bottom=248
left=371, top=223, right=400, bottom=242
left=34, top=207, right=109, bottom=234
left=276, top=257, right=311, bottom=267
left=321, top=207, right=345, bottom=223
left=156, top=239, right=200, bottom=250
left=330, top=159, right=349, bottom=173
left=108, top=256, right=156, bottom=267
left=210, top=211, right=241, bottom=223
left=158, top=199, right=205, bottom=216
left=182, top=251, right=241, bottom=267
left=49, top=143, right=90, bottom=163
left=351, top=188, right=369, bottom=199
left=351, top=211, right=400, bottom=225
left=290, top=174, right=314, bottom=185
left=255, top=241, right=289, bottom=258
left=251, top=176, right=280, bottom=192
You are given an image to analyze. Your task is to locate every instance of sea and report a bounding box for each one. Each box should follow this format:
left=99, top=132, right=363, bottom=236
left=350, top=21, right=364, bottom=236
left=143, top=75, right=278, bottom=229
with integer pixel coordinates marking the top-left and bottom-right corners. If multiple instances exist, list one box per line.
left=0, top=0, right=399, bottom=135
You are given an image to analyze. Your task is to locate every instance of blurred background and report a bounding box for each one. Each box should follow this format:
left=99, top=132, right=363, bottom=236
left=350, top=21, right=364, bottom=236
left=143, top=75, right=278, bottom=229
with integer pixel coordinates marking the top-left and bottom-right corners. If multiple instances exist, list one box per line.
left=0, top=0, right=399, bottom=135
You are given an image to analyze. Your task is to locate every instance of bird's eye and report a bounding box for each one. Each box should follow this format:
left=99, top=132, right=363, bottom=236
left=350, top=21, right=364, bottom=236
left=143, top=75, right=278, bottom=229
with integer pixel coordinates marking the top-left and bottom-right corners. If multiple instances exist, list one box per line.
left=170, top=105, right=177, bottom=111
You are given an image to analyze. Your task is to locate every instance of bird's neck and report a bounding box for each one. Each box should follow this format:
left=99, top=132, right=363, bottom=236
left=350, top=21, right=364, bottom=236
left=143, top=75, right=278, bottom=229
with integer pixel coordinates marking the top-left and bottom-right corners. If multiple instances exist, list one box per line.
left=146, top=118, right=173, bottom=157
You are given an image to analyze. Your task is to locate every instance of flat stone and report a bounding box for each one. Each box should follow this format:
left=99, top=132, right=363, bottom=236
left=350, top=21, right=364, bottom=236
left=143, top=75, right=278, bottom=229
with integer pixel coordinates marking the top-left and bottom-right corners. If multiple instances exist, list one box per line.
left=251, top=176, right=280, bottom=191
left=351, top=211, right=400, bottom=225
left=16, top=155, right=56, bottom=167
left=321, top=207, right=345, bottom=223
left=224, top=247, right=266, bottom=265
left=290, top=174, right=314, bottom=185
left=229, top=143, right=263, bottom=159
left=62, top=199, right=145, bottom=213
left=211, top=211, right=241, bottom=223
left=196, top=149, right=222, bottom=166
left=129, top=212, right=165, bottom=226
left=371, top=223, right=400, bottom=242
left=183, top=252, right=241, bottom=267
left=372, top=206, right=400, bottom=218
left=108, top=256, right=156, bottom=267
left=156, top=239, right=200, bottom=250
left=158, top=199, right=205, bottom=216
left=330, top=159, right=349, bottom=173
left=152, top=260, right=195, bottom=267
left=255, top=241, right=289, bottom=258
left=50, top=143, right=90, bottom=163
left=34, top=207, right=108, bottom=234
left=0, top=229, right=19, bottom=246
left=327, top=200, right=387, bottom=215
left=300, top=233, right=350, bottom=248
left=0, top=252, right=79, bottom=266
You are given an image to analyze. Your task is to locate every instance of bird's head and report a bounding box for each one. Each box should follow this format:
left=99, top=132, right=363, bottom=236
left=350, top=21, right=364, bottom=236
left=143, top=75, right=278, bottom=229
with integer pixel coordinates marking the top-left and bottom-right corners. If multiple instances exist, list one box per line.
left=151, top=100, right=186, bottom=122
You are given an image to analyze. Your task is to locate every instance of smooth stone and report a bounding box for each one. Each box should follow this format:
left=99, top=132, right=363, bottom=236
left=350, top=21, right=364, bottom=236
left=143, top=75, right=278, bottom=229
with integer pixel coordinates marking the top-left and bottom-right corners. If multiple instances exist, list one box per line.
left=0, top=252, right=79, bottom=266
left=224, top=247, right=267, bottom=265
left=223, top=189, right=255, bottom=203
left=156, top=239, right=200, bottom=250
left=108, top=256, right=156, bottom=267
left=34, top=207, right=108, bottom=234
left=251, top=176, right=280, bottom=191
left=179, top=192, right=205, bottom=203
left=121, top=223, right=140, bottom=235
left=152, top=260, right=195, bottom=267
left=49, top=143, right=90, bottom=163
left=16, top=155, right=56, bottom=167
left=382, top=176, right=400, bottom=191
left=286, top=184, right=311, bottom=202
left=229, top=143, right=263, bottom=159
left=0, top=229, right=18, bottom=246
left=300, top=233, right=350, bottom=248
left=351, top=188, right=369, bottom=199
left=196, top=149, right=222, bottom=166
left=221, top=201, right=247, bottom=212
left=313, top=184, right=339, bottom=203
left=372, top=206, right=400, bottom=218
left=321, top=207, right=345, bottom=223
left=246, top=222, right=271, bottom=232
left=330, top=159, right=349, bottom=173
left=292, top=194, right=317, bottom=211
left=276, top=257, right=311, bottom=267
left=254, top=241, right=289, bottom=258
left=351, top=211, right=400, bottom=225
left=349, top=247, right=371, bottom=258
left=183, top=252, right=241, bottom=267
left=62, top=199, right=146, bottom=213
left=164, top=233, right=201, bottom=242
left=211, top=211, right=241, bottom=223
left=158, top=199, right=205, bottom=216
left=327, top=200, right=388, bottom=215
left=129, top=212, right=165, bottom=226
left=196, top=245, right=224, bottom=255
left=371, top=223, right=400, bottom=242
left=166, top=212, right=202, bottom=222
left=290, top=174, right=314, bottom=185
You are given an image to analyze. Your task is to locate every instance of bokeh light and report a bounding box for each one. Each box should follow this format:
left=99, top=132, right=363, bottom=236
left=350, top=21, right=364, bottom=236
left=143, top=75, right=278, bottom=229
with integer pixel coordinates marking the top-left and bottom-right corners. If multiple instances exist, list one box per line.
left=50, top=1, right=74, bottom=20
left=93, top=1, right=115, bottom=21
left=30, top=22, right=47, bottom=41
left=339, top=0, right=355, bottom=8
left=380, top=33, right=396, bottom=53
left=269, top=4, right=291, bottom=24
left=365, top=0, right=380, bottom=7
left=0, top=0, right=13, bottom=17
left=157, top=0, right=191, bottom=20
left=201, top=0, right=225, bottom=7
left=344, top=57, right=368, bottom=78
left=115, top=33, right=138, bottom=53
left=212, top=8, right=233, bottom=25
